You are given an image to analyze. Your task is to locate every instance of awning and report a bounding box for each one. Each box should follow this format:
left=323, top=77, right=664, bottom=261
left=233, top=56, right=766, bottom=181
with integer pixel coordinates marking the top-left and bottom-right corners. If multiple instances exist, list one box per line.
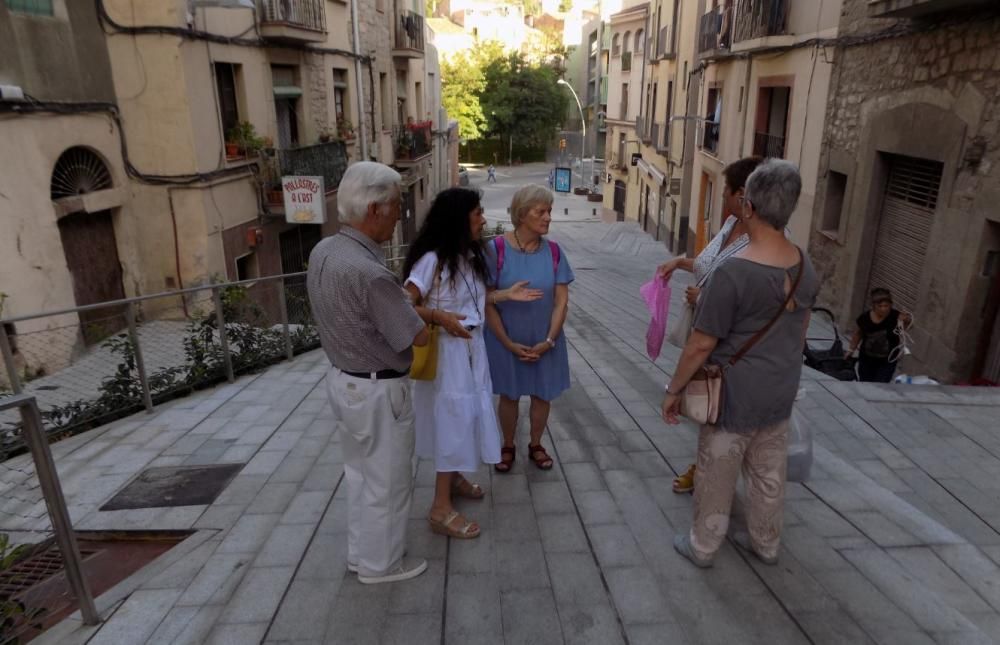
left=636, top=158, right=666, bottom=186
left=273, top=85, right=303, bottom=98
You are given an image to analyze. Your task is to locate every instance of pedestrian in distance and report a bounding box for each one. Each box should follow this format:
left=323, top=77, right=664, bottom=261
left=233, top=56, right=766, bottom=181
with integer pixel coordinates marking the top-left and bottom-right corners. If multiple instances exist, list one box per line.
left=662, top=160, right=821, bottom=568
left=402, top=188, right=542, bottom=539
left=306, top=161, right=429, bottom=585
left=485, top=185, right=574, bottom=473
left=487, top=164, right=497, bottom=183
left=846, top=288, right=912, bottom=383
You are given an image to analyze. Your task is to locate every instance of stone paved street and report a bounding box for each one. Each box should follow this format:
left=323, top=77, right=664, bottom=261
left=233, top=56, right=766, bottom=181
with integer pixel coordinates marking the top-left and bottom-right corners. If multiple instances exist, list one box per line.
left=4, top=169, right=1000, bottom=644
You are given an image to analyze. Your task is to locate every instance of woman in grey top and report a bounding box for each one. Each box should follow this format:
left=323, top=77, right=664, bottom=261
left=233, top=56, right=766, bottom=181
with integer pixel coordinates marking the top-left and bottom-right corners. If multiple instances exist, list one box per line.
left=661, top=160, right=820, bottom=568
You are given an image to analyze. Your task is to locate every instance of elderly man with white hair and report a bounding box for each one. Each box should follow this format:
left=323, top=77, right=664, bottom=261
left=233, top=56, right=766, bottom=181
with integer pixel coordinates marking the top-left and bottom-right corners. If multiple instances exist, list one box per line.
left=307, top=161, right=429, bottom=584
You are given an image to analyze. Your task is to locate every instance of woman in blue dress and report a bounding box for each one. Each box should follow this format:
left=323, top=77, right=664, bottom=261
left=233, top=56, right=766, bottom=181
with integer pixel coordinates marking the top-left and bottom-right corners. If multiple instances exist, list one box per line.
left=485, top=185, right=574, bottom=472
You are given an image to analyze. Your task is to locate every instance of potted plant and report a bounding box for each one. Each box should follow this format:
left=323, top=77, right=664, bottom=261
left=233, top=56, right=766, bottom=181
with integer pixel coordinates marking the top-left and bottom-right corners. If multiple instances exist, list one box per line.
left=318, top=127, right=334, bottom=143
left=227, top=121, right=264, bottom=157
left=337, top=117, right=355, bottom=139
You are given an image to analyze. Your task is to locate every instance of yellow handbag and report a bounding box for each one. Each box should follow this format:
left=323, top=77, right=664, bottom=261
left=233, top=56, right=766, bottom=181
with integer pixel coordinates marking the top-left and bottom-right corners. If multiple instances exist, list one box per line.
left=410, top=262, right=442, bottom=381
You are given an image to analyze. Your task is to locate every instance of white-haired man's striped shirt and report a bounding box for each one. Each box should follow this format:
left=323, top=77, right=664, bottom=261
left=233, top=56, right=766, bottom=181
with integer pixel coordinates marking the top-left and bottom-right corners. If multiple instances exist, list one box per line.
left=307, top=227, right=424, bottom=373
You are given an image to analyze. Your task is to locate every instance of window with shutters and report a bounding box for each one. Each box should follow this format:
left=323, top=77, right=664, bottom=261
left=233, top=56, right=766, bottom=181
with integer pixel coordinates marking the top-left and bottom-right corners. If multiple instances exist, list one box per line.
left=333, top=68, right=349, bottom=122
left=215, top=63, right=242, bottom=141
left=866, top=155, right=943, bottom=313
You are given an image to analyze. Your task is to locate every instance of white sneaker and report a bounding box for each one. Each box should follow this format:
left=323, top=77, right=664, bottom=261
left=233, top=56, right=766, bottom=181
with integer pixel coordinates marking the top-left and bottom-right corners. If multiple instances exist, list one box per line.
left=348, top=550, right=407, bottom=573
left=357, top=557, right=427, bottom=584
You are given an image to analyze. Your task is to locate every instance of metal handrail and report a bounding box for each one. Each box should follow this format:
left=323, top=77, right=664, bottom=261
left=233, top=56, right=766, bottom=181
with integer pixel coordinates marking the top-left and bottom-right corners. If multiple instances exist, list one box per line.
left=0, top=271, right=308, bottom=325
left=0, top=394, right=100, bottom=626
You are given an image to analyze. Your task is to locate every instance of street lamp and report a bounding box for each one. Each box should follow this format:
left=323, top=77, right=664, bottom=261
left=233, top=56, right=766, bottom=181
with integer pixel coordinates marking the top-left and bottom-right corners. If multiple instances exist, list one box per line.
left=557, top=79, right=590, bottom=190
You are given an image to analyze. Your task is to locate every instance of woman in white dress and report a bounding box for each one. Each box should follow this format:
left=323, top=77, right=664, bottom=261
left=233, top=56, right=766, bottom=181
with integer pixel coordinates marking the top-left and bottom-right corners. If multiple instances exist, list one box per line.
left=403, top=188, right=542, bottom=539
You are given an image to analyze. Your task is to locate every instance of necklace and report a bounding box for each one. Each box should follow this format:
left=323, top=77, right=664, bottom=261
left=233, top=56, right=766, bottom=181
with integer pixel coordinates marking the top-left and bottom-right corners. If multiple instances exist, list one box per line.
left=513, top=229, right=540, bottom=253
left=457, top=265, right=481, bottom=319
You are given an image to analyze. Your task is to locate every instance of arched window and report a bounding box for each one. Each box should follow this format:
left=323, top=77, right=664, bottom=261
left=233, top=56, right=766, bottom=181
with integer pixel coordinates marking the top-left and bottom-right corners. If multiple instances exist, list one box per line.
left=622, top=31, right=631, bottom=53
left=612, top=33, right=620, bottom=56
left=635, top=29, right=644, bottom=55
left=51, top=147, right=113, bottom=200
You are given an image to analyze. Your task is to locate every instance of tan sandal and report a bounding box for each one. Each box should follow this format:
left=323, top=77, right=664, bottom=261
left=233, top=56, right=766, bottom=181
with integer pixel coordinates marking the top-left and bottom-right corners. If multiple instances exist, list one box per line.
left=672, top=464, right=696, bottom=494
left=429, top=510, right=480, bottom=539
left=452, top=476, right=485, bottom=500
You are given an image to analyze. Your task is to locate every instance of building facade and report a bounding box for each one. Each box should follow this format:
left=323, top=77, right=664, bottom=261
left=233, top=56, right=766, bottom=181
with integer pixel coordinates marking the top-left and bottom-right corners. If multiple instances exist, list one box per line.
left=809, top=0, right=1000, bottom=383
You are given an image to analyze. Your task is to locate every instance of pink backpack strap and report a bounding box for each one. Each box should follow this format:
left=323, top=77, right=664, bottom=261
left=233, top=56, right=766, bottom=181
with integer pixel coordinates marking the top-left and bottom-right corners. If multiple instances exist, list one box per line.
left=548, top=240, right=560, bottom=276
left=494, top=236, right=506, bottom=279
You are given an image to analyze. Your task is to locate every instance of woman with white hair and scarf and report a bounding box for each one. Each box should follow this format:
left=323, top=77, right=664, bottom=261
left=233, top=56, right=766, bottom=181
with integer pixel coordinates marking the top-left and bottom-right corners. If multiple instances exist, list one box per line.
left=661, top=160, right=820, bottom=568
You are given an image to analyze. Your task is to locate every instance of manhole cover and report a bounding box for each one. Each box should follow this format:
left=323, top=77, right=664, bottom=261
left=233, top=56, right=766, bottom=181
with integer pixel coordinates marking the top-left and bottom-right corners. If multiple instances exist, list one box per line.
left=100, top=464, right=243, bottom=511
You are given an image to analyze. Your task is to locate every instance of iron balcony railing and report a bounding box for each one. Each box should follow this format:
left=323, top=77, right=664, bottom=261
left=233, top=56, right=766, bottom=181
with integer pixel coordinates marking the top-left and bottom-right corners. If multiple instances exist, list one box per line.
left=264, top=140, right=349, bottom=194
left=259, top=0, right=325, bottom=32
left=753, top=131, right=786, bottom=159
left=394, top=7, right=425, bottom=53
left=393, top=122, right=432, bottom=161
left=698, top=8, right=723, bottom=53
left=702, top=121, right=720, bottom=154
left=733, top=0, right=788, bottom=43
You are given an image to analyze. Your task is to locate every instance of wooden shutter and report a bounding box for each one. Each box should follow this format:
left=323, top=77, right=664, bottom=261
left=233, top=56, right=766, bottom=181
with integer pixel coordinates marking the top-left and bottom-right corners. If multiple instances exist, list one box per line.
left=867, top=155, right=943, bottom=312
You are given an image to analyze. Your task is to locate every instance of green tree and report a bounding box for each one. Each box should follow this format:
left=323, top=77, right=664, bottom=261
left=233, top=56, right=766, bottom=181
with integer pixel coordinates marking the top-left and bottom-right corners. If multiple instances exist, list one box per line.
left=558, top=0, right=572, bottom=11
left=479, top=51, right=569, bottom=149
left=441, top=52, right=487, bottom=140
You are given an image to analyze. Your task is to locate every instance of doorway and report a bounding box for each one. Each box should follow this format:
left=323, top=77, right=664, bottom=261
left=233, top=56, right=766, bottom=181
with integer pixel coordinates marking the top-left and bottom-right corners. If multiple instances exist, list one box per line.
left=613, top=180, right=626, bottom=220
left=57, top=210, right=126, bottom=344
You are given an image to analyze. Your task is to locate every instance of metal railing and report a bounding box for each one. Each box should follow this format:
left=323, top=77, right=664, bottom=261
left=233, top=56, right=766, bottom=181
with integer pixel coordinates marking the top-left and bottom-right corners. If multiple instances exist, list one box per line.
left=753, top=131, right=786, bottom=159
left=263, top=140, right=348, bottom=193
left=733, top=0, right=788, bottom=43
left=0, top=273, right=320, bottom=460
left=259, top=0, right=326, bottom=31
left=0, top=395, right=99, bottom=629
left=393, top=122, right=433, bottom=161
left=698, top=8, right=723, bottom=53
left=702, top=121, right=720, bottom=154
left=394, top=6, right=425, bottom=53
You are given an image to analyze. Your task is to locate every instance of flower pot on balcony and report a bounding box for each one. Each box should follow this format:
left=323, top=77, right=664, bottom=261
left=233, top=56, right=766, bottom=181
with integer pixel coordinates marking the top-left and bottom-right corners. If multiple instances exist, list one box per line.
left=587, top=193, right=603, bottom=202
left=225, top=142, right=240, bottom=158
left=573, top=187, right=590, bottom=195
left=267, top=188, right=283, bottom=204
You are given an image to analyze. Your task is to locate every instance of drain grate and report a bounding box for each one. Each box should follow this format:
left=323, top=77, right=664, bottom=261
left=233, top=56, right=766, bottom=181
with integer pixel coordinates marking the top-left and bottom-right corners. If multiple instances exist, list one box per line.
left=0, top=545, right=100, bottom=598
left=100, top=463, right=244, bottom=511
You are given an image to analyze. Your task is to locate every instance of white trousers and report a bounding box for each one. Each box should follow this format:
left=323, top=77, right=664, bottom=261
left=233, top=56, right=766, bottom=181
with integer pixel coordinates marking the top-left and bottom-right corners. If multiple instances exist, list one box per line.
left=325, top=367, right=415, bottom=576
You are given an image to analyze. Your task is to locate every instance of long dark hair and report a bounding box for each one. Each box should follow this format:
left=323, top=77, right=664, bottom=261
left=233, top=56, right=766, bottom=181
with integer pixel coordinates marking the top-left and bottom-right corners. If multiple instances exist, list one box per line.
left=403, top=187, right=490, bottom=286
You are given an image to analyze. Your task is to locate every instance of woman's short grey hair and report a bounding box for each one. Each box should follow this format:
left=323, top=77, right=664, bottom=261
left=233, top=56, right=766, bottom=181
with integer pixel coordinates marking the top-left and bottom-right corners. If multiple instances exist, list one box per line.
left=337, top=161, right=402, bottom=224
left=744, top=159, right=802, bottom=230
left=509, top=184, right=554, bottom=227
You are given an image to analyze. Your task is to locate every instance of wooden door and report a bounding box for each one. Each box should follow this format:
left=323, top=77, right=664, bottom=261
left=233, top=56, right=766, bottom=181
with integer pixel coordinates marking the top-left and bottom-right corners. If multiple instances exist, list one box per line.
left=57, top=210, right=126, bottom=344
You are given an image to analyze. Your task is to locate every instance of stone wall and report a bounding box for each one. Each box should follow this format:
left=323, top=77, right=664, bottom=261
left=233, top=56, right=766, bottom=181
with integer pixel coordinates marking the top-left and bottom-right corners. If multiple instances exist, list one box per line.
left=810, top=4, right=1000, bottom=381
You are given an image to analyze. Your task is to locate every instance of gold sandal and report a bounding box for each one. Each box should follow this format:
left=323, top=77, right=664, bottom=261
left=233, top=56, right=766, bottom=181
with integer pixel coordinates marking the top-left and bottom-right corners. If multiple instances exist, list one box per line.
left=672, top=464, right=696, bottom=494
left=452, top=476, right=485, bottom=500
left=429, top=510, right=480, bottom=539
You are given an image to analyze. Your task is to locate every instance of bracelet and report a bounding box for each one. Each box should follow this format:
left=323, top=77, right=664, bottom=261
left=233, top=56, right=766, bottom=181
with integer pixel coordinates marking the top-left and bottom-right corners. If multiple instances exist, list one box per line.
left=665, top=383, right=683, bottom=395
left=545, top=337, right=555, bottom=348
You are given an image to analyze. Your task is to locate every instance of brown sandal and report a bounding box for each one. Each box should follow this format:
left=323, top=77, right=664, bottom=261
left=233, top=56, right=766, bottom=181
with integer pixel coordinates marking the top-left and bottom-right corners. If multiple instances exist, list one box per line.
left=495, top=446, right=516, bottom=473
left=527, top=444, right=554, bottom=470
left=452, top=476, right=485, bottom=499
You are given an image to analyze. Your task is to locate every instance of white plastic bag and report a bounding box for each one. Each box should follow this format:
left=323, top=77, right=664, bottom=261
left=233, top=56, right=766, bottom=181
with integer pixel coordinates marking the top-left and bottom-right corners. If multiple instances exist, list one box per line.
left=786, top=390, right=812, bottom=483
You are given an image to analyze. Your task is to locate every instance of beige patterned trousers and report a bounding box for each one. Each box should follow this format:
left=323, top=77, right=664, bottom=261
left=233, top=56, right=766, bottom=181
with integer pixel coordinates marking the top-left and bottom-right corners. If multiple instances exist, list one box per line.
left=688, top=420, right=789, bottom=561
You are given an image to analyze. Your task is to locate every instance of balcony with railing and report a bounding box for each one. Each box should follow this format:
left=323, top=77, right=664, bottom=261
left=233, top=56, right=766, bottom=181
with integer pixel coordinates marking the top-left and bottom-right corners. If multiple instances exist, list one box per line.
left=262, top=140, right=349, bottom=210
left=702, top=121, right=720, bottom=155
left=621, top=51, right=632, bottom=72
left=393, top=121, right=433, bottom=164
left=259, top=0, right=326, bottom=42
left=732, top=0, right=788, bottom=44
left=393, top=4, right=425, bottom=58
left=752, top=131, right=786, bottom=159
left=698, top=8, right=727, bottom=54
